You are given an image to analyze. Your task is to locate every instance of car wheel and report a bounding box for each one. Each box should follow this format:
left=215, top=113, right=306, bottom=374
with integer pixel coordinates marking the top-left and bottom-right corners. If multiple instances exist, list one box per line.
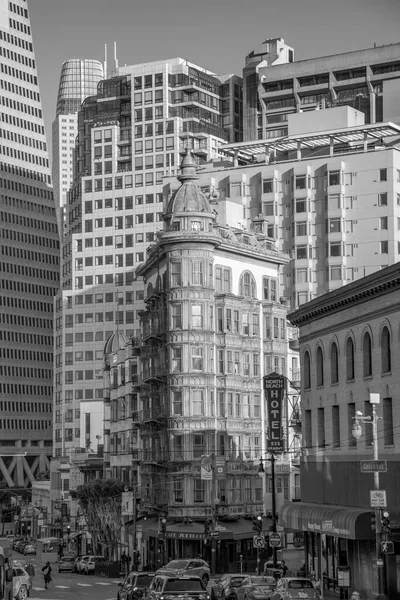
left=17, top=585, right=28, bottom=600
left=202, top=575, right=209, bottom=587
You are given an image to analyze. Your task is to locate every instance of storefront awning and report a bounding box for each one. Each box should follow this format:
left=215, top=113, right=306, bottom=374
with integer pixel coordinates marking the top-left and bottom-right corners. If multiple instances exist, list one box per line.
left=280, top=502, right=373, bottom=540
left=134, top=517, right=272, bottom=541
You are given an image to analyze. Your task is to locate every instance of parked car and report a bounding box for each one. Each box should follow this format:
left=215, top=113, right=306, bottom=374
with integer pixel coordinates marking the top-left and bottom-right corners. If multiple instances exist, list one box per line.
left=16, top=542, right=28, bottom=554
left=72, top=556, right=83, bottom=573
left=211, top=574, right=249, bottom=600
left=58, top=556, right=75, bottom=573
left=145, top=575, right=209, bottom=600
left=74, top=555, right=91, bottom=574
left=12, top=565, right=32, bottom=600
left=235, top=576, right=276, bottom=600
left=270, top=578, right=320, bottom=600
left=118, top=572, right=156, bottom=600
left=23, top=545, right=36, bottom=556
left=156, top=559, right=210, bottom=586
left=12, top=538, right=24, bottom=551
left=83, top=555, right=103, bottom=575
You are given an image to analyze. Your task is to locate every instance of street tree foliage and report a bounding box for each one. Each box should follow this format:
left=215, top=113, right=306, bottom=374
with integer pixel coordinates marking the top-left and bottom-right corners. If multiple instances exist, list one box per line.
left=70, top=478, right=125, bottom=557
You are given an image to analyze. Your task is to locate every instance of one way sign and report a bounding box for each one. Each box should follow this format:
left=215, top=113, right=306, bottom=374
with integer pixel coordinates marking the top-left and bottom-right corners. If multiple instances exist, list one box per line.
left=381, top=541, right=394, bottom=554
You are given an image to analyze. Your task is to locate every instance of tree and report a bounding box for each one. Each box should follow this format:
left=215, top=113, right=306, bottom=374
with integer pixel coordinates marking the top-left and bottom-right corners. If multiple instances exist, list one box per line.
left=70, top=479, right=124, bottom=559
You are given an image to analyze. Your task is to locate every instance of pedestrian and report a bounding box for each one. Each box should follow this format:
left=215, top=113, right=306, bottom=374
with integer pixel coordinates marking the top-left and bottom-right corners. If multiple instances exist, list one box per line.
left=42, top=561, right=52, bottom=589
left=121, top=551, right=127, bottom=575
left=281, top=560, right=288, bottom=577
left=26, top=561, right=35, bottom=587
left=127, top=554, right=132, bottom=573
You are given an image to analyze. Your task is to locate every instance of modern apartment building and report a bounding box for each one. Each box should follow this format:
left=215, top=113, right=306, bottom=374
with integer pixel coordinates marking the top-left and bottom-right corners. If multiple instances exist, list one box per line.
left=53, top=58, right=243, bottom=459
left=52, top=59, right=104, bottom=220
left=244, top=38, right=400, bottom=141
left=0, top=0, right=59, bottom=486
left=173, top=106, right=400, bottom=312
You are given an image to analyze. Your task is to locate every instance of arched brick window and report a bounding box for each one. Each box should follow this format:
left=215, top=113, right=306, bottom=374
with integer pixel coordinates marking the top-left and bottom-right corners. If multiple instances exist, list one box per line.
left=303, top=350, right=311, bottom=389
left=346, top=337, right=355, bottom=380
left=330, top=342, right=339, bottom=384
left=316, top=347, right=324, bottom=387
left=362, top=332, right=372, bottom=377
left=381, top=326, right=391, bottom=373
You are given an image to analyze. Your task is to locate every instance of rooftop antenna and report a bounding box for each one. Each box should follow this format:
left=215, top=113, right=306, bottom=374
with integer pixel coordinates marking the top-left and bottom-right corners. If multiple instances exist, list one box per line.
left=114, top=41, right=119, bottom=73
left=104, top=43, right=107, bottom=79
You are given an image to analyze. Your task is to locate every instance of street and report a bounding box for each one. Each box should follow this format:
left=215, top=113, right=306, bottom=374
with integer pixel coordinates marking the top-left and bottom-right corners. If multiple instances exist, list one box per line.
left=16, top=555, right=122, bottom=600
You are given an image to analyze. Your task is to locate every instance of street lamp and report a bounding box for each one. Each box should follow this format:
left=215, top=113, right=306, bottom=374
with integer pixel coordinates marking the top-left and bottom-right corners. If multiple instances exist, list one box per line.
left=352, top=395, right=386, bottom=600
left=258, top=455, right=278, bottom=569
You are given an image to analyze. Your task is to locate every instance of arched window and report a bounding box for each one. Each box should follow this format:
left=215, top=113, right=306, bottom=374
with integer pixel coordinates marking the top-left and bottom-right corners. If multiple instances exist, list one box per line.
left=381, top=326, right=391, bottom=373
left=330, top=342, right=339, bottom=384
left=303, top=351, right=311, bottom=389
left=346, top=337, right=355, bottom=380
left=239, top=271, right=256, bottom=298
left=316, top=347, right=324, bottom=387
left=362, top=332, right=372, bottom=377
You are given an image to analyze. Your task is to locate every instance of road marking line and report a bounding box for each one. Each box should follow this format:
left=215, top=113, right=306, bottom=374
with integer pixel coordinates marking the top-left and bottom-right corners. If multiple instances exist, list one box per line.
left=54, top=585, right=70, bottom=588
left=95, top=582, right=112, bottom=585
left=77, top=583, right=92, bottom=586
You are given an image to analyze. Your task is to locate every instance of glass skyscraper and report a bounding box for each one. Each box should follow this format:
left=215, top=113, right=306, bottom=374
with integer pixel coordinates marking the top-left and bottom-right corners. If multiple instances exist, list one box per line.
left=52, top=59, right=104, bottom=215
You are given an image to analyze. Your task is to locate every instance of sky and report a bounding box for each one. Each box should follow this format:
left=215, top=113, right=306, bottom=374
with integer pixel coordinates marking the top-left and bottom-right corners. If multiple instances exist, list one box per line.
left=29, top=0, right=400, bottom=150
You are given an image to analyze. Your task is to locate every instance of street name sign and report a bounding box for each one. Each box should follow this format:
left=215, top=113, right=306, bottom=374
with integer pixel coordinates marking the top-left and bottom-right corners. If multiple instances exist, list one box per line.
left=370, top=490, right=387, bottom=508
left=210, top=531, right=219, bottom=538
left=361, top=460, right=387, bottom=473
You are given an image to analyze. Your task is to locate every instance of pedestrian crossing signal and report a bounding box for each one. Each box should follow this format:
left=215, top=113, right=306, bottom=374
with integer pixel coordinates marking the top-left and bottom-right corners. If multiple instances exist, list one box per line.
left=381, top=541, right=394, bottom=554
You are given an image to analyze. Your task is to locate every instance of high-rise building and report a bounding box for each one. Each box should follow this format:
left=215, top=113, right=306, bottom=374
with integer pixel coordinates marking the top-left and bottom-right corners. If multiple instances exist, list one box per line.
left=52, top=59, right=103, bottom=229
left=176, top=106, right=400, bottom=311
left=53, top=58, right=243, bottom=459
left=244, top=38, right=400, bottom=142
left=0, top=0, right=59, bottom=485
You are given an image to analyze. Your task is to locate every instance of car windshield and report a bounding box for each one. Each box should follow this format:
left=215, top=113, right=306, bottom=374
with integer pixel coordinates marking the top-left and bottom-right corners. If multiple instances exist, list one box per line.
left=164, top=580, right=203, bottom=592
left=249, top=577, right=275, bottom=586
left=137, top=575, right=154, bottom=587
left=288, top=580, right=314, bottom=589
left=230, top=578, right=247, bottom=587
left=165, top=561, right=188, bottom=570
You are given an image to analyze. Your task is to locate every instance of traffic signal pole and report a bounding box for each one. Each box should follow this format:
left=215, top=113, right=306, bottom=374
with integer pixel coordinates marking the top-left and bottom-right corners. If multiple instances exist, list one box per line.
left=372, top=404, right=385, bottom=600
left=270, top=454, right=278, bottom=569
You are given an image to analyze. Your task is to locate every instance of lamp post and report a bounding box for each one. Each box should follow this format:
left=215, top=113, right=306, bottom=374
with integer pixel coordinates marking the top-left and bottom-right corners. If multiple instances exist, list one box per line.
left=258, top=455, right=278, bottom=569
left=352, top=395, right=386, bottom=600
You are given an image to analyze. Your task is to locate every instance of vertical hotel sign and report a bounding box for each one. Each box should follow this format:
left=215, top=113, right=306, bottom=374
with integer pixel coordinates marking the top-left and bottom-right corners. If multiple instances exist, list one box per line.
left=264, top=372, right=286, bottom=453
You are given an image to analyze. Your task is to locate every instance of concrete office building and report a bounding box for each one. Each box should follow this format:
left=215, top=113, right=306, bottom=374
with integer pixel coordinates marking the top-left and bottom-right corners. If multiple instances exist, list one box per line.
left=175, top=106, right=400, bottom=313
left=53, top=58, right=243, bottom=459
left=52, top=59, right=104, bottom=211
left=244, top=38, right=400, bottom=141
left=0, top=0, right=59, bottom=486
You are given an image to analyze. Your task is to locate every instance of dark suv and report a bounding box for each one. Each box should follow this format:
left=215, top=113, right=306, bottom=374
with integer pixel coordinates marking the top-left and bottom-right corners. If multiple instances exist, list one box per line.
left=145, top=575, right=210, bottom=600
left=118, top=572, right=156, bottom=600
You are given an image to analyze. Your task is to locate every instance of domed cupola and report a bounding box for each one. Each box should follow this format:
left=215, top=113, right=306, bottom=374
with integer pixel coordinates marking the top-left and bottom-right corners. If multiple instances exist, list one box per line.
left=164, top=149, right=216, bottom=232
left=103, top=331, right=128, bottom=356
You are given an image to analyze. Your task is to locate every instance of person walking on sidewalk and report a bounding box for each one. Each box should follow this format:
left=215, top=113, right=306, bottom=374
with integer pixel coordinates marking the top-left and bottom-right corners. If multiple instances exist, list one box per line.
left=26, top=561, right=35, bottom=587
left=42, top=561, right=52, bottom=589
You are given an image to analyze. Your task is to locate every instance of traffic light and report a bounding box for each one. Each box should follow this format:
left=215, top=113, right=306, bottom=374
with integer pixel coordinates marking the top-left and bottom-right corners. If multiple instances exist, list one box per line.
left=381, top=510, right=391, bottom=534
left=370, top=512, right=376, bottom=531
left=159, top=517, right=167, bottom=540
left=204, top=519, right=211, bottom=536
left=67, top=525, right=71, bottom=538
left=252, top=515, right=263, bottom=534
